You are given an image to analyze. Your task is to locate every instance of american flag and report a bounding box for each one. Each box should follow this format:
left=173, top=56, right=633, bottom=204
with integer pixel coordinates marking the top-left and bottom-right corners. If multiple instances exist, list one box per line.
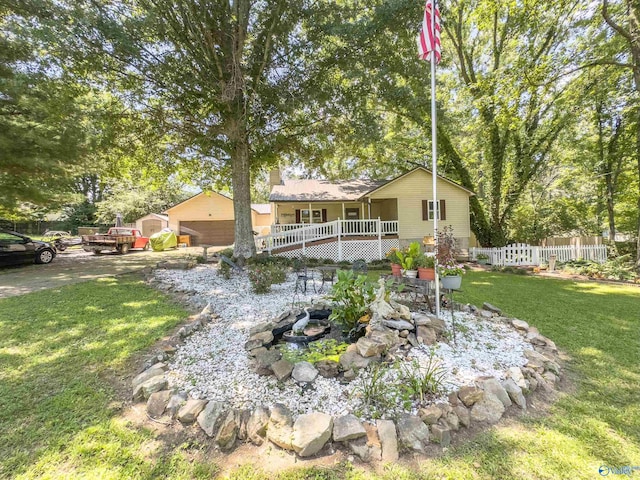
left=417, top=0, right=441, bottom=63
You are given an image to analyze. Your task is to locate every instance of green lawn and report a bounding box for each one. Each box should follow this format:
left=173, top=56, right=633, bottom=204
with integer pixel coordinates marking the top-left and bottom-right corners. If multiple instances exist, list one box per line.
left=0, top=275, right=218, bottom=479
left=1, top=271, right=639, bottom=479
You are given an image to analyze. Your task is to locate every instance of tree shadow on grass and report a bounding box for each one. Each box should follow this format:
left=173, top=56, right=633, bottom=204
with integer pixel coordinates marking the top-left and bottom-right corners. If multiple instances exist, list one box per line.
left=0, top=275, right=217, bottom=479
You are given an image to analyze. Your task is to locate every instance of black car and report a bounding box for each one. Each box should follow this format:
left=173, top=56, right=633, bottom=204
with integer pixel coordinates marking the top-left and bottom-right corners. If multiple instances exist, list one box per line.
left=0, top=230, right=56, bottom=266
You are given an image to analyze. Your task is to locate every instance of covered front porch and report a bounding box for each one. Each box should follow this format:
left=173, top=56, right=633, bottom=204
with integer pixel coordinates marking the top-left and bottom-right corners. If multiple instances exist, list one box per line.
left=271, top=198, right=398, bottom=229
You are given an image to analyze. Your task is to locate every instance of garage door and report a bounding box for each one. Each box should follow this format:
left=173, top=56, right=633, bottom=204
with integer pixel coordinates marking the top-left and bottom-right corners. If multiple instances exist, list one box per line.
left=179, top=220, right=235, bottom=246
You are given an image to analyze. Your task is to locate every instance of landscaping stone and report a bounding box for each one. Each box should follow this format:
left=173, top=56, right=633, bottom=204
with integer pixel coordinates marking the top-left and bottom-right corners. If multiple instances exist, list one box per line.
left=197, top=400, right=226, bottom=437
left=236, top=409, right=251, bottom=441
left=347, top=437, right=373, bottom=462
left=253, top=349, right=282, bottom=375
left=292, top=362, right=318, bottom=383
left=448, top=392, right=461, bottom=406
left=146, top=390, right=172, bottom=418
left=418, top=405, right=442, bottom=424
left=315, top=360, right=340, bottom=378
left=399, top=329, right=409, bottom=338
left=215, top=410, right=239, bottom=451
left=342, top=368, right=357, bottom=381
left=267, top=403, right=294, bottom=451
left=543, top=371, right=558, bottom=385
left=247, top=346, right=267, bottom=358
left=507, top=366, right=529, bottom=391
left=271, top=359, right=294, bottom=381
left=244, top=330, right=274, bottom=350
left=430, top=424, right=451, bottom=446
left=443, top=411, right=460, bottom=431
left=368, top=327, right=400, bottom=348
left=477, top=376, right=512, bottom=408
left=377, top=419, right=399, bottom=462
left=526, top=331, right=547, bottom=346
left=511, top=319, right=529, bottom=331
left=139, top=375, right=167, bottom=399
left=292, top=412, right=333, bottom=457
left=470, top=392, right=505, bottom=423
left=339, top=351, right=380, bottom=370
left=356, top=337, right=387, bottom=357
left=416, top=326, right=437, bottom=345
left=502, top=378, right=527, bottom=409
left=482, top=302, right=502, bottom=315
left=363, top=423, right=383, bottom=461
left=479, top=310, right=494, bottom=319
left=333, top=414, right=366, bottom=442
left=382, top=319, right=415, bottom=331
left=458, top=386, right=484, bottom=407
left=249, top=321, right=274, bottom=336
left=166, top=391, right=188, bottom=419
left=453, top=404, right=470, bottom=427
left=396, top=414, right=430, bottom=454
left=132, top=366, right=166, bottom=388
left=247, top=406, right=270, bottom=445
left=177, top=399, right=208, bottom=424
left=407, top=333, right=419, bottom=347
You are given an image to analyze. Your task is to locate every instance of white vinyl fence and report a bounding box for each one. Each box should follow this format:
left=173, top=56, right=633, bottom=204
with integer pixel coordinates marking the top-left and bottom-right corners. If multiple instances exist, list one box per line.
left=470, top=243, right=608, bottom=266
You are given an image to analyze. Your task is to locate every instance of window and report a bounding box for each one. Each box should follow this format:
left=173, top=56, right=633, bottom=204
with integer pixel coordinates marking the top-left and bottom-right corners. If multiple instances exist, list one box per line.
left=422, top=200, right=447, bottom=221
left=300, top=209, right=322, bottom=223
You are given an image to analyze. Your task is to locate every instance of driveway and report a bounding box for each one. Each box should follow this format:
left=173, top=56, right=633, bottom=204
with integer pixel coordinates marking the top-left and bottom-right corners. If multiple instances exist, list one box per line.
left=0, top=246, right=225, bottom=298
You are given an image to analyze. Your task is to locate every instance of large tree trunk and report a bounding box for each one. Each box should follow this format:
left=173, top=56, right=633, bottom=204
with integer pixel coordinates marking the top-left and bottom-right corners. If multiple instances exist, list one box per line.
left=230, top=121, right=256, bottom=260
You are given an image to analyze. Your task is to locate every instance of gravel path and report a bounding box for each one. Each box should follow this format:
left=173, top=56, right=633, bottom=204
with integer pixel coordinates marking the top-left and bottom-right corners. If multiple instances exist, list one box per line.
left=155, top=264, right=528, bottom=419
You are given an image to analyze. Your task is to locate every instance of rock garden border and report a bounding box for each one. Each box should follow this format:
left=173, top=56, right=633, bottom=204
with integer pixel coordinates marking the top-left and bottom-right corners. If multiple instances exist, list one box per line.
left=134, top=267, right=564, bottom=462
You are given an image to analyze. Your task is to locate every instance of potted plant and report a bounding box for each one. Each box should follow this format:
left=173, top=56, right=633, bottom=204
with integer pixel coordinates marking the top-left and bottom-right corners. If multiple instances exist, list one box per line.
left=386, top=248, right=402, bottom=277
left=415, top=254, right=436, bottom=280
left=439, top=261, right=465, bottom=289
left=477, top=253, right=489, bottom=265
left=397, top=242, right=421, bottom=278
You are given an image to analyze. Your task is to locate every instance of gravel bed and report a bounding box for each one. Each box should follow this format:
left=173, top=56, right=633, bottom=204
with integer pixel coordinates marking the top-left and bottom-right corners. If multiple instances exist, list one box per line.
left=154, top=264, right=528, bottom=418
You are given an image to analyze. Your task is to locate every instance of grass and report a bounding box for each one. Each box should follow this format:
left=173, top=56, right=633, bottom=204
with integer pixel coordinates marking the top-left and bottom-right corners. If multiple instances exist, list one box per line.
left=0, top=274, right=218, bottom=479
left=2, top=270, right=639, bottom=479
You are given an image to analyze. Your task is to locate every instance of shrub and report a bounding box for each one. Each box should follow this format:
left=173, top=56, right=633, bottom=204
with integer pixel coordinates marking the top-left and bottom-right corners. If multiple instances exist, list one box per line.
left=352, top=363, right=410, bottom=419
left=247, top=265, right=274, bottom=293
left=268, top=264, right=287, bottom=284
left=219, top=260, right=232, bottom=279
left=327, top=269, right=375, bottom=334
left=435, top=226, right=458, bottom=265
left=280, top=339, right=349, bottom=364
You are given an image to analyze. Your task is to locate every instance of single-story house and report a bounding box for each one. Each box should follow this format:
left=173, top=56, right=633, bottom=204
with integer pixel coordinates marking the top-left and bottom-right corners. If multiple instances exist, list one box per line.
left=164, top=191, right=271, bottom=245
left=261, top=167, right=474, bottom=261
left=135, top=213, right=169, bottom=237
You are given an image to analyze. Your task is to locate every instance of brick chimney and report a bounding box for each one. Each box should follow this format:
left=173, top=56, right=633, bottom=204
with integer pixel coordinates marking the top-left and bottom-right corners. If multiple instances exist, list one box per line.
left=269, top=168, right=283, bottom=187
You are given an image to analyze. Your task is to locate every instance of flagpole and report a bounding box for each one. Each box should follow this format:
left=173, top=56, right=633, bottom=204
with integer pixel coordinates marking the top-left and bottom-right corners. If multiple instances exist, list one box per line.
left=430, top=1, right=440, bottom=319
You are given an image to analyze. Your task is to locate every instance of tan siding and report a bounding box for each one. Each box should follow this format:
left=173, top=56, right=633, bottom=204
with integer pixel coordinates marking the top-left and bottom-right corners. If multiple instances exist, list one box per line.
left=368, top=169, right=471, bottom=241
left=167, top=193, right=235, bottom=232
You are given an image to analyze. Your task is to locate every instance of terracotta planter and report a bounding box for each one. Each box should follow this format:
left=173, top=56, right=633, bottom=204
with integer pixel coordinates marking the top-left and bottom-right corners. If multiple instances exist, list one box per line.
left=441, top=275, right=462, bottom=290
left=418, top=267, right=435, bottom=281
left=391, top=263, right=402, bottom=277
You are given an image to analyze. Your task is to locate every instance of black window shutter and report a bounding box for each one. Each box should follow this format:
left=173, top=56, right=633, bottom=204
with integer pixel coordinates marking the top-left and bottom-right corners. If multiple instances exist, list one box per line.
left=440, top=200, right=446, bottom=220
left=321, top=209, right=327, bottom=222
left=422, top=200, right=429, bottom=220
left=295, top=209, right=301, bottom=223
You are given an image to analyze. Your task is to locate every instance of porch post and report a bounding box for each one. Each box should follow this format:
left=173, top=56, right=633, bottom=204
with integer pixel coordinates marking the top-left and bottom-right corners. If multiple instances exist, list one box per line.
left=341, top=202, right=345, bottom=219
left=302, top=226, right=306, bottom=255
left=377, top=217, right=382, bottom=259
left=337, top=217, right=342, bottom=261
left=309, top=203, right=313, bottom=224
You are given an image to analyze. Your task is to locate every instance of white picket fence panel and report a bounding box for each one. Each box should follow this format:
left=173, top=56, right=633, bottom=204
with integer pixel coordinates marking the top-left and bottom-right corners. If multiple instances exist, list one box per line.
left=470, top=244, right=607, bottom=266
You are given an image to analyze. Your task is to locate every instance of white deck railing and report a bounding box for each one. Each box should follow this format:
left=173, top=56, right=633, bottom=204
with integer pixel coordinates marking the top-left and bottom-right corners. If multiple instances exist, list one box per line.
left=255, top=218, right=399, bottom=253
left=470, top=243, right=608, bottom=266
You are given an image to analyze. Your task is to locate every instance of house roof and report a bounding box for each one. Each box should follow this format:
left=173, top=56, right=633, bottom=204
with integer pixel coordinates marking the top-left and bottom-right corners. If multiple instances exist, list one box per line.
left=136, top=213, right=169, bottom=222
left=251, top=203, right=271, bottom=215
left=165, top=191, right=271, bottom=214
left=269, top=167, right=474, bottom=202
left=269, top=179, right=386, bottom=202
